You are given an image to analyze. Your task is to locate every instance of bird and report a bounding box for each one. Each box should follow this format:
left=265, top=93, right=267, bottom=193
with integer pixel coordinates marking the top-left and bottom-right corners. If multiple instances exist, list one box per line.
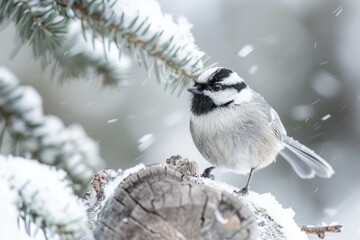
left=188, top=67, right=334, bottom=195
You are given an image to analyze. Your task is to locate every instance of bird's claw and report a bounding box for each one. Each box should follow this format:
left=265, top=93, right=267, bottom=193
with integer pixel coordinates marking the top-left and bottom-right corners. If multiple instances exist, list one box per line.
left=234, top=187, right=249, bottom=196
left=201, top=167, right=215, bottom=180
left=201, top=172, right=215, bottom=180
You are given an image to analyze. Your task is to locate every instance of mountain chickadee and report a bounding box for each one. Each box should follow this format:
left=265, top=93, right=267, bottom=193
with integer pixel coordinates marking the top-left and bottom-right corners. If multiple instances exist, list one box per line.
left=188, top=67, right=334, bottom=195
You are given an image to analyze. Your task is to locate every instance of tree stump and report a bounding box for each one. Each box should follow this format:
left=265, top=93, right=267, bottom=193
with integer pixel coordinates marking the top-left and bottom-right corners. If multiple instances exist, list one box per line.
left=85, top=156, right=307, bottom=240
left=94, top=164, right=257, bottom=240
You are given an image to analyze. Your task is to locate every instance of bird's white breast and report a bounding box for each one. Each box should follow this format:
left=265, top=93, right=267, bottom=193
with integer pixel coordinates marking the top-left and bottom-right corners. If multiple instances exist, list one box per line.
left=190, top=103, right=282, bottom=174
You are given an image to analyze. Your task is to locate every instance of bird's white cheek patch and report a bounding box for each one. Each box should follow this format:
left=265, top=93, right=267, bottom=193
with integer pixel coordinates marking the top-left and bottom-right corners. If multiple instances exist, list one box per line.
left=234, top=88, right=253, bottom=104
left=204, top=89, right=237, bottom=106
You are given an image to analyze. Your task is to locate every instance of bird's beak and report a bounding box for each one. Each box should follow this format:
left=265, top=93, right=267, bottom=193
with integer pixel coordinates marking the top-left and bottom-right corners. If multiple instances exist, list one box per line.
left=187, top=87, right=203, bottom=95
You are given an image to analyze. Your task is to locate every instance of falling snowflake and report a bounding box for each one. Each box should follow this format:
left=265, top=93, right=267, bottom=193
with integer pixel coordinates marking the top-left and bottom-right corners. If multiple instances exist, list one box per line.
left=321, top=114, right=331, bottom=121
left=138, top=134, right=156, bottom=151
left=107, top=118, right=119, bottom=124
left=248, top=65, right=258, bottom=75
left=238, top=44, right=254, bottom=57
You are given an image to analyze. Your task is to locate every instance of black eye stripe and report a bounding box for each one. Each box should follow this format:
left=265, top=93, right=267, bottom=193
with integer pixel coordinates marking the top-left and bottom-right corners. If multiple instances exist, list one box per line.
left=194, top=82, right=246, bottom=92
left=211, top=82, right=247, bottom=91
left=224, top=82, right=247, bottom=91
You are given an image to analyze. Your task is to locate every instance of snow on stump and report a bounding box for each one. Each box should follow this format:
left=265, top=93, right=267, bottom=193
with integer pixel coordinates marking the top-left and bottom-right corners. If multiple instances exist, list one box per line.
left=85, top=156, right=307, bottom=240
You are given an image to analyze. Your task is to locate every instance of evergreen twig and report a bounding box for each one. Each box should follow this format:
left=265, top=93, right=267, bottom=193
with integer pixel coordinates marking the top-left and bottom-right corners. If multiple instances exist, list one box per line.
left=301, top=224, right=342, bottom=239
left=0, top=0, right=215, bottom=91
left=60, top=0, right=212, bottom=90
left=0, top=67, right=104, bottom=189
left=0, top=0, right=130, bottom=86
left=0, top=156, right=90, bottom=240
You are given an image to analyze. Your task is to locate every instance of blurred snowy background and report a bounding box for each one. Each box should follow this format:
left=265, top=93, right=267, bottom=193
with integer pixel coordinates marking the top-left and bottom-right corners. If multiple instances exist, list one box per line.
left=1, top=0, right=359, bottom=239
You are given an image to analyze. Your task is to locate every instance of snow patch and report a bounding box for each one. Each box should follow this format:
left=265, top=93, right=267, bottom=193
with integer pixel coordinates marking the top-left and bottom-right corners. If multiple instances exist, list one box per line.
left=198, top=178, right=307, bottom=240
left=0, top=178, right=31, bottom=240
left=104, top=164, right=146, bottom=201
left=248, top=192, right=307, bottom=240
left=0, top=156, right=89, bottom=239
left=0, top=67, right=19, bottom=87
left=111, top=0, right=205, bottom=74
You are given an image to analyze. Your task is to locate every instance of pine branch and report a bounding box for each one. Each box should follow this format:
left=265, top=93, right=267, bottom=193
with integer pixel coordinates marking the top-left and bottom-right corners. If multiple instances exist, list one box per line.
left=0, top=0, right=130, bottom=86
left=58, top=0, right=214, bottom=92
left=0, top=155, right=91, bottom=240
left=0, top=0, right=67, bottom=64
left=53, top=19, right=132, bottom=86
left=0, top=67, right=104, bottom=189
left=1, top=0, right=215, bottom=91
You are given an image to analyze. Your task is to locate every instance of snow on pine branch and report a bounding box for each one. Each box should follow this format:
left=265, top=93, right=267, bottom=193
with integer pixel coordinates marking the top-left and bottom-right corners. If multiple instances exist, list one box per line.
left=1, top=0, right=213, bottom=90
left=60, top=0, right=213, bottom=92
left=0, top=178, right=30, bottom=240
left=0, top=0, right=130, bottom=86
left=0, top=0, right=67, bottom=62
left=0, top=155, right=90, bottom=240
left=0, top=67, right=104, bottom=189
left=54, top=19, right=132, bottom=86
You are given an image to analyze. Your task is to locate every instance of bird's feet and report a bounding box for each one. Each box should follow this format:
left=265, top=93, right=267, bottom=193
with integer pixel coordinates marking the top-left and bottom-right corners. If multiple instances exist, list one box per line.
left=234, top=187, right=249, bottom=196
left=234, top=168, right=254, bottom=196
left=201, top=166, right=215, bottom=180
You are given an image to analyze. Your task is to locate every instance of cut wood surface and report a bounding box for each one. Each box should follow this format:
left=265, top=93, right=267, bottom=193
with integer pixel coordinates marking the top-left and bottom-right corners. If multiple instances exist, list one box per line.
left=87, top=156, right=305, bottom=240
left=94, top=164, right=257, bottom=240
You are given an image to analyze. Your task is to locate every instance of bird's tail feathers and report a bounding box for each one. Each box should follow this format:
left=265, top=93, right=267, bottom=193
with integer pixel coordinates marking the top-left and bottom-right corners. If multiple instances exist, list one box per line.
left=279, top=136, right=334, bottom=179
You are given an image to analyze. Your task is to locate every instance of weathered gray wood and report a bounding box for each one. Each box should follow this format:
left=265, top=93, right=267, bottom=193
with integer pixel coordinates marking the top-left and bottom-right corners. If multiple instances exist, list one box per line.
left=94, top=163, right=258, bottom=240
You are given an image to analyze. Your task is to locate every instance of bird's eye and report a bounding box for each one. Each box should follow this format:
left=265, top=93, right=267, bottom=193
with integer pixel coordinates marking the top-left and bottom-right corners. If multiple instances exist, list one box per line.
left=211, top=84, right=222, bottom=92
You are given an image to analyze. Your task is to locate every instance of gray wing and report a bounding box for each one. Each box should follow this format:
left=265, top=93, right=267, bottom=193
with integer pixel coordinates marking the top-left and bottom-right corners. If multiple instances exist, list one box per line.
left=251, top=92, right=286, bottom=141
left=269, top=107, right=287, bottom=141
left=261, top=98, right=334, bottom=178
